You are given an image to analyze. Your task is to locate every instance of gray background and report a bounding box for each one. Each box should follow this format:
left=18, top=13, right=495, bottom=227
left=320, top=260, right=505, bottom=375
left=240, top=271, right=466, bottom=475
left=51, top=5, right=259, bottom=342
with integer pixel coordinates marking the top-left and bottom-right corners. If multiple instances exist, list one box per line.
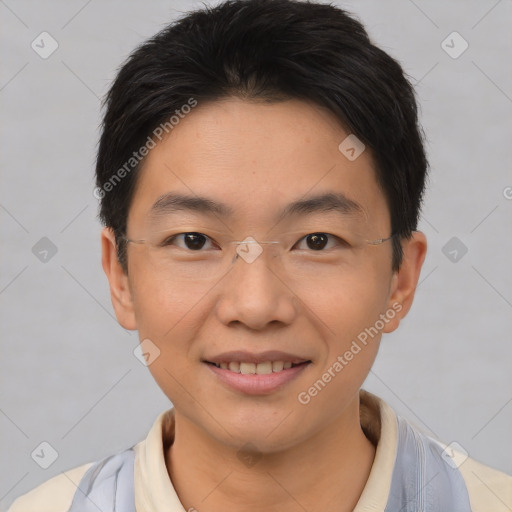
left=1, top=0, right=511, bottom=509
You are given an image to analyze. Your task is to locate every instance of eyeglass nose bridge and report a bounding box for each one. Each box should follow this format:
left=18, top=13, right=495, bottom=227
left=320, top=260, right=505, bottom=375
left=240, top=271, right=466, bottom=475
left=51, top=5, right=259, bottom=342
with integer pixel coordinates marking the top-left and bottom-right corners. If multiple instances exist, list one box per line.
left=230, top=237, right=281, bottom=265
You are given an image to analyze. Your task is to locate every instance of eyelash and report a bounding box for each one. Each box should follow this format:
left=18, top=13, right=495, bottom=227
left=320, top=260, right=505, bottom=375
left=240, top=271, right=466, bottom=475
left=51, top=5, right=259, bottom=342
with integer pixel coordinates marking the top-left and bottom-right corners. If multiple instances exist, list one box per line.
left=160, top=232, right=350, bottom=251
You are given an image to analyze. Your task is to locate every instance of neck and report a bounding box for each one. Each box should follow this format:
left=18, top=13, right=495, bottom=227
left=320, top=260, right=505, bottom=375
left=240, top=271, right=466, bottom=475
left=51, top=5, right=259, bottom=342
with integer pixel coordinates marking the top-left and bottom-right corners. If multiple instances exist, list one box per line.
left=165, top=394, right=376, bottom=512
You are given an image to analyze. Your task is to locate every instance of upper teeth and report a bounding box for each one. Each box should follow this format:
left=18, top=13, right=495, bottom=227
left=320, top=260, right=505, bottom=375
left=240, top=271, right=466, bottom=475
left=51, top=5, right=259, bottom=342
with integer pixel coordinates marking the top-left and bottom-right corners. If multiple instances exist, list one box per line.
left=215, top=361, right=295, bottom=374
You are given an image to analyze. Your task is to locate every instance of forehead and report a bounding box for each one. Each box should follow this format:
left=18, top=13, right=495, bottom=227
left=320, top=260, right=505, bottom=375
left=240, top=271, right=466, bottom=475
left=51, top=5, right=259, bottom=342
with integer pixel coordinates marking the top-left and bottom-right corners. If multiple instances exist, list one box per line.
left=128, top=97, right=390, bottom=231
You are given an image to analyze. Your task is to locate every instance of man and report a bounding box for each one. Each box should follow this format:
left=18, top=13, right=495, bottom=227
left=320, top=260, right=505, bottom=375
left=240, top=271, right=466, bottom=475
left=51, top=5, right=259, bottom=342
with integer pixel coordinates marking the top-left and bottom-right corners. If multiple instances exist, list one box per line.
left=9, top=0, right=511, bottom=510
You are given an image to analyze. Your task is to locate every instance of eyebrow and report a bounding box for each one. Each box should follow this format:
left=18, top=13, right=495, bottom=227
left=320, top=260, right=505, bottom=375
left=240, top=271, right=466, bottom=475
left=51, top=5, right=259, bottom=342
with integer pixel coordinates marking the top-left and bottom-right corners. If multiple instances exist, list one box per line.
left=148, top=191, right=365, bottom=222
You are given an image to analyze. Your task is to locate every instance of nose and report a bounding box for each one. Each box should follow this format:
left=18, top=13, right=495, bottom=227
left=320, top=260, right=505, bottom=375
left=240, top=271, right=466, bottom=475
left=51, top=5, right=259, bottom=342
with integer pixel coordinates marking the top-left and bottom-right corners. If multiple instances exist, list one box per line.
left=214, top=244, right=298, bottom=330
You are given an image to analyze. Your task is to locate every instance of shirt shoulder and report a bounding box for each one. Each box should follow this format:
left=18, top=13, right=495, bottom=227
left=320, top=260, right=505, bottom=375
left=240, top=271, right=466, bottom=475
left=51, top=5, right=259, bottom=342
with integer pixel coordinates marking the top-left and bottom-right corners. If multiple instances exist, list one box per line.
left=7, top=462, right=93, bottom=512
left=458, top=454, right=512, bottom=511
left=7, top=409, right=171, bottom=512
left=413, top=424, right=512, bottom=511
left=359, top=391, right=512, bottom=511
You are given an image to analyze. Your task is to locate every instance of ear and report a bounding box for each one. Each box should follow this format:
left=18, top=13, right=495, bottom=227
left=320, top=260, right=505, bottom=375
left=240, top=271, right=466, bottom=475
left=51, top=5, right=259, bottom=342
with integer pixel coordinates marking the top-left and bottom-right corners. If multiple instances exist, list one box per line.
left=383, top=231, right=427, bottom=333
left=101, top=227, right=137, bottom=330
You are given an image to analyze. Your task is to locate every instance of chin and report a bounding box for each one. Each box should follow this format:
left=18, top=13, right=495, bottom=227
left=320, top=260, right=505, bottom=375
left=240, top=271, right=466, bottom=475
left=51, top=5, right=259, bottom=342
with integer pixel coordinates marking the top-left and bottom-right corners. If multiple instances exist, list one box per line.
left=210, top=405, right=309, bottom=453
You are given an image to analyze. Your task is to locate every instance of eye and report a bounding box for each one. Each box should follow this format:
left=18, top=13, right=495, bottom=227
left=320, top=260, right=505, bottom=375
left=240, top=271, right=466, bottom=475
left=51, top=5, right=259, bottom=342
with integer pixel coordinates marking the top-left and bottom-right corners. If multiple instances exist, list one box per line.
left=294, top=232, right=348, bottom=251
left=161, top=232, right=217, bottom=251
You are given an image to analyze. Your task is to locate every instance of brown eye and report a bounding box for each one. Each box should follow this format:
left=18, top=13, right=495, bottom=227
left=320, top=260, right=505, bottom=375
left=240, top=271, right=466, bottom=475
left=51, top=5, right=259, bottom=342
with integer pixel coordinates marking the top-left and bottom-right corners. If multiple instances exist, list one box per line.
left=183, top=233, right=208, bottom=250
left=306, top=233, right=329, bottom=250
left=162, top=232, right=214, bottom=250
left=295, top=233, right=345, bottom=251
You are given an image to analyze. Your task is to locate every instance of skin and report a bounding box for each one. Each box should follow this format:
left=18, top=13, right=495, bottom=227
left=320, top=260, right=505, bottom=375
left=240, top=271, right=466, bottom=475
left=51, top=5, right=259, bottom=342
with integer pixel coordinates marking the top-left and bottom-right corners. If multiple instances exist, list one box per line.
left=101, top=97, right=427, bottom=512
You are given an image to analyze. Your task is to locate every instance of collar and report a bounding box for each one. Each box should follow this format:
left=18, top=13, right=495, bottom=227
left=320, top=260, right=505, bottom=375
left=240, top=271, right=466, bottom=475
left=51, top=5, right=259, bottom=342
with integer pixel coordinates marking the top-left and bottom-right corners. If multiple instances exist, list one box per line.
left=133, top=389, right=398, bottom=512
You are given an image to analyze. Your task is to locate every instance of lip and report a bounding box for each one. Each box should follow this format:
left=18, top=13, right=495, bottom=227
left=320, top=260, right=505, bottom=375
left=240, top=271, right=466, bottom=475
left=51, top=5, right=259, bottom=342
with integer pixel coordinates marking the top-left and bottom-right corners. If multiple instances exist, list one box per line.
left=203, top=350, right=309, bottom=365
left=204, top=360, right=311, bottom=395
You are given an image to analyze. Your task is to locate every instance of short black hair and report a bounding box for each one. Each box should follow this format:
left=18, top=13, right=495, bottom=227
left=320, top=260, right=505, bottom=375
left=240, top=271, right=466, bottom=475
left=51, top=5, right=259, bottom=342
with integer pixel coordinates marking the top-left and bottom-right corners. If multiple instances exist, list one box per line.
left=95, top=0, right=429, bottom=272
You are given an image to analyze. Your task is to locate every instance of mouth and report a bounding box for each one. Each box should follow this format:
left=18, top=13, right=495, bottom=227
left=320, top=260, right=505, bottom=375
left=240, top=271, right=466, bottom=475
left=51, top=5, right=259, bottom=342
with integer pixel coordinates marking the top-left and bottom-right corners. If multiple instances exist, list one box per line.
left=202, top=351, right=312, bottom=395
left=204, top=360, right=311, bottom=375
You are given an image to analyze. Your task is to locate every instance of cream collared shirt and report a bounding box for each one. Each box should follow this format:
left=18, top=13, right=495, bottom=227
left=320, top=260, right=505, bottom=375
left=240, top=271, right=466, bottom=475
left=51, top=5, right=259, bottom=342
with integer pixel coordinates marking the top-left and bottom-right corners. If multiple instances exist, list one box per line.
left=7, top=390, right=512, bottom=511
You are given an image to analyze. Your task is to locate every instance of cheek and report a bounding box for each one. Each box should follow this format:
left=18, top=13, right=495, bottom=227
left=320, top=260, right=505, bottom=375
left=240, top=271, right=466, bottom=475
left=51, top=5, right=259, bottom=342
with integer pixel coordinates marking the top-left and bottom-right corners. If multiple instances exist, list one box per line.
left=300, top=260, right=391, bottom=393
left=129, top=269, right=208, bottom=403
left=300, top=262, right=391, bottom=343
left=130, top=263, right=206, bottom=338
left=296, top=270, right=388, bottom=415
left=129, top=266, right=202, bottom=356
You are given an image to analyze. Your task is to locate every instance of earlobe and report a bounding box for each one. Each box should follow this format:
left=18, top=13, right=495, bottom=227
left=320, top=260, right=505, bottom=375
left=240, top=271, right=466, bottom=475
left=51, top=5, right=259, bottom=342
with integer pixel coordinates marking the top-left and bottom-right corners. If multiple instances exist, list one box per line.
left=101, top=227, right=137, bottom=331
left=383, top=231, right=427, bottom=333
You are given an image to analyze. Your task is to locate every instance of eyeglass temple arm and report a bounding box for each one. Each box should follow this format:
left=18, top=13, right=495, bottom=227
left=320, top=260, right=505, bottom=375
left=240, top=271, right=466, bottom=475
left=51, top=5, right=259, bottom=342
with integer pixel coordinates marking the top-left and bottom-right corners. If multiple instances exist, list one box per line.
left=123, top=235, right=396, bottom=246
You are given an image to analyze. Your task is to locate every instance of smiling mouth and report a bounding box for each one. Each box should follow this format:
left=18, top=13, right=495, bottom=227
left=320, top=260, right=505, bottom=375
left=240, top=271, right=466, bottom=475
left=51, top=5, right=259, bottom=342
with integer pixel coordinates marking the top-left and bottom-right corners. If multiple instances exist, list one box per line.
left=204, top=360, right=311, bottom=375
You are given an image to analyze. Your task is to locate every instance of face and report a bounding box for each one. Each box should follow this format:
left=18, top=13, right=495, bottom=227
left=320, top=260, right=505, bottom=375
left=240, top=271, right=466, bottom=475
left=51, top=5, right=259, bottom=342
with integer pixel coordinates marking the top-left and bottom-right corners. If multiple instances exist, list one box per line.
left=103, top=97, right=426, bottom=453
